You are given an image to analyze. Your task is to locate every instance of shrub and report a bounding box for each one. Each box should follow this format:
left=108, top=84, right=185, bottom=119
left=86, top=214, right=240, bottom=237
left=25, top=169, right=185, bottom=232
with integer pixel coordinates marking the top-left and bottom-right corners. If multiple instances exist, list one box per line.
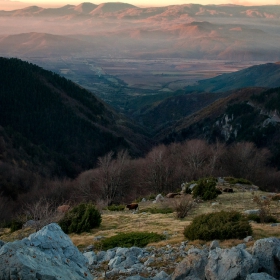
left=140, top=207, right=173, bottom=214
left=59, top=203, right=101, bottom=234
left=172, top=196, right=195, bottom=219
left=247, top=213, right=278, bottom=223
left=96, top=232, right=165, bottom=250
left=192, top=177, right=219, bottom=201
left=184, top=211, right=252, bottom=241
left=224, top=177, right=252, bottom=185
left=10, top=220, right=23, bottom=232
left=107, top=204, right=125, bottom=211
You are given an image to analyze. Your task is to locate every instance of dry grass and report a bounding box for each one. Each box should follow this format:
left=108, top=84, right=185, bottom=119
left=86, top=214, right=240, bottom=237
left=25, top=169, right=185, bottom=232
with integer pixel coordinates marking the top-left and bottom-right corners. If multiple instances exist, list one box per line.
left=2, top=188, right=280, bottom=250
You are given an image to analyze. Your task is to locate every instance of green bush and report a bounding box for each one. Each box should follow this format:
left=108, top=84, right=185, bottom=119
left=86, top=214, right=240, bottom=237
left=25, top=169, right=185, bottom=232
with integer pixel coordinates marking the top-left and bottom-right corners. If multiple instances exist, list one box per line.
left=140, top=207, right=173, bottom=214
left=192, top=177, right=219, bottom=201
left=59, top=203, right=101, bottom=234
left=96, top=232, right=165, bottom=250
left=10, top=220, right=23, bottom=232
left=247, top=213, right=278, bottom=223
left=184, top=211, right=252, bottom=241
left=224, top=177, right=252, bottom=185
left=107, top=204, right=125, bottom=211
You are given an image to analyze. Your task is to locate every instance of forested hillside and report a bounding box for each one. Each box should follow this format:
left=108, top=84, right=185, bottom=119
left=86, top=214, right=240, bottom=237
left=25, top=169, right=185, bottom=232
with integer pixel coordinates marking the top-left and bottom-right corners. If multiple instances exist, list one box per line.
left=159, top=87, right=280, bottom=169
left=0, top=57, right=150, bottom=179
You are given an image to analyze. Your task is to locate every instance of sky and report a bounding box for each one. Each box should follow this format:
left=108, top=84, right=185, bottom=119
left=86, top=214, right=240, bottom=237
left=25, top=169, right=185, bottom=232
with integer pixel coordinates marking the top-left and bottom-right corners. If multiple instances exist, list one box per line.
left=1, top=0, right=280, bottom=10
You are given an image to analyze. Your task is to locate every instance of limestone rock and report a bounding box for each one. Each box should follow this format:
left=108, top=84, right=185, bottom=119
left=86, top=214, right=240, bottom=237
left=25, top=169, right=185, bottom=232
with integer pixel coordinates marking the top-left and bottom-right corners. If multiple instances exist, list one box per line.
left=252, top=237, right=280, bottom=279
left=244, top=236, right=254, bottom=243
left=209, top=240, right=220, bottom=250
left=244, top=209, right=260, bottom=215
left=0, top=240, right=5, bottom=248
left=172, top=248, right=208, bottom=280
left=246, top=272, right=277, bottom=280
left=205, top=246, right=258, bottom=280
left=0, top=223, right=92, bottom=280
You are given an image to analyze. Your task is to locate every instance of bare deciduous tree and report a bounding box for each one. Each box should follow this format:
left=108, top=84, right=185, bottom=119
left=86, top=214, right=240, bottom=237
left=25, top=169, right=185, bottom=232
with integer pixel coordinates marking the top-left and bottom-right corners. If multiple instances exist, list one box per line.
left=23, top=197, right=58, bottom=231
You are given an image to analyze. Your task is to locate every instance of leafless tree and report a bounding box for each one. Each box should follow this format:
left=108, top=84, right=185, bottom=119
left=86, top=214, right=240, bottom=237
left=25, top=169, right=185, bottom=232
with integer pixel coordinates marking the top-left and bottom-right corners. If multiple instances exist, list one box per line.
left=23, top=197, right=58, bottom=231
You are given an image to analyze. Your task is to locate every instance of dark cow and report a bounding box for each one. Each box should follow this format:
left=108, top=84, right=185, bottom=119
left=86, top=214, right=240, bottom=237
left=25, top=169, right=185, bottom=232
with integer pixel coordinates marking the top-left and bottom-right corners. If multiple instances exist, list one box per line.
left=223, top=188, right=234, bottom=193
left=126, top=203, right=139, bottom=211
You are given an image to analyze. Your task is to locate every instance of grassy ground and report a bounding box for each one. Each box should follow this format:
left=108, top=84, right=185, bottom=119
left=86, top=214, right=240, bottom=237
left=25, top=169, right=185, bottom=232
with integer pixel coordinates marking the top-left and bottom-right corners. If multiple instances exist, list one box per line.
left=1, top=187, right=280, bottom=250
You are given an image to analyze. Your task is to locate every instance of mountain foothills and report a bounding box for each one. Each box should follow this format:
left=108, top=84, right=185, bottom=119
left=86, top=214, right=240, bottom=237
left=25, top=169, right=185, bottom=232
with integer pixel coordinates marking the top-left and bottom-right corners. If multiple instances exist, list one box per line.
left=134, top=62, right=280, bottom=130
left=0, top=57, right=150, bottom=179
left=158, top=86, right=280, bottom=168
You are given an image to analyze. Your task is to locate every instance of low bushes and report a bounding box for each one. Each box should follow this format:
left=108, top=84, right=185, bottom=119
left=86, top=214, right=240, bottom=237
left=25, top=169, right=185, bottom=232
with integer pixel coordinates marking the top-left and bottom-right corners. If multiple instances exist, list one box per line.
left=140, top=207, right=173, bottom=214
left=106, top=204, right=125, bottom=211
left=184, top=211, right=252, bottom=241
left=59, top=203, right=101, bottom=234
left=247, top=213, right=278, bottom=224
left=96, top=232, right=165, bottom=250
left=192, top=177, right=220, bottom=201
left=224, top=177, right=252, bottom=185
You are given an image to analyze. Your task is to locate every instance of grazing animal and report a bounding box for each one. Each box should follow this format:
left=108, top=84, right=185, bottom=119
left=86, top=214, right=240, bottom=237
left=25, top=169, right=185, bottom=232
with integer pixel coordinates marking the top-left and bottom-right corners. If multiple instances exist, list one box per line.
left=57, top=204, right=70, bottom=213
left=126, top=203, right=139, bottom=211
left=223, top=188, right=234, bottom=193
left=166, top=193, right=181, bottom=198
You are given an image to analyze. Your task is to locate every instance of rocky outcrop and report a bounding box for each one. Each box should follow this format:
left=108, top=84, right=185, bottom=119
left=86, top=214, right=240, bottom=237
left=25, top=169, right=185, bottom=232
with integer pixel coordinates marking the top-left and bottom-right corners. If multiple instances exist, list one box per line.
left=172, top=248, right=208, bottom=280
left=246, top=272, right=277, bottom=280
left=252, top=237, right=280, bottom=279
left=205, top=245, right=258, bottom=280
left=0, top=223, right=92, bottom=280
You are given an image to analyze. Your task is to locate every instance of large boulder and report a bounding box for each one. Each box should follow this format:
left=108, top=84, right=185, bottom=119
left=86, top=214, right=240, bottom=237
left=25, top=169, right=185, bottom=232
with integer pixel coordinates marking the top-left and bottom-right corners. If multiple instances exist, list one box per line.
left=205, top=246, right=258, bottom=280
left=0, top=223, right=92, bottom=280
left=246, top=273, right=277, bottom=280
left=172, top=248, right=208, bottom=280
left=252, top=237, right=280, bottom=278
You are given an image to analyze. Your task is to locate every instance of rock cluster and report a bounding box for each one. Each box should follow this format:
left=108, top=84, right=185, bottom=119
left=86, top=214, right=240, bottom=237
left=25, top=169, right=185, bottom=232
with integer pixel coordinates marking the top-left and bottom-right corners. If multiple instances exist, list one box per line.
left=0, top=223, right=92, bottom=280
left=83, top=238, right=280, bottom=280
left=84, top=242, right=189, bottom=279
left=1, top=224, right=280, bottom=280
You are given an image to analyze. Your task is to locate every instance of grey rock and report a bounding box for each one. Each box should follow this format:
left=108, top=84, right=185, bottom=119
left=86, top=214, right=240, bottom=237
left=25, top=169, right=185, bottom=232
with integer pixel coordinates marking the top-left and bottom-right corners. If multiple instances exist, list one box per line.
left=236, top=243, right=246, bottom=250
left=252, top=237, right=280, bottom=279
left=205, top=246, right=258, bottom=280
left=210, top=240, right=220, bottom=250
left=0, top=240, right=5, bottom=248
left=144, top=257, right=155, bottom=266
left=244, top=209, right=260, bottom=215
left=0, top=223, right=92, bottom=280
left=108, top=256, right=124, bottom=269
left=123, top=255, right=139, bottom=268
left=104, top=248, right=116, bottom=261
left=22, top=220, right=37, bottom=228
left=244, top=236, right=254, bottom=243
left=96, top=250, right=106, bottom=262
left=246, top=273, right=277, bottom=280
left=153, top=271, right=170, bottom=280
left=125, top=276, right=150, bottom=280
left=155, top=194, right=164, bottom=202
left=142, top=198, right=147, bottom=202
left=270, top=223, right=280, bottom=227
left=172, top=248, right=208, bottom=280
left=84, top=251, right=97, bottom=265
left=94, top=235, right=104, bottom=241
left=116, top=247, right=129, bottom=256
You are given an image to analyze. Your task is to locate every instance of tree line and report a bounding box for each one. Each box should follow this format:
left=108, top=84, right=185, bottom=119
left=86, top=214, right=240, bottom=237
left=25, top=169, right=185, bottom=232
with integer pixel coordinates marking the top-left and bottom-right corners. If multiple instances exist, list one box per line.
left=2, top=138, right=279, bottom=225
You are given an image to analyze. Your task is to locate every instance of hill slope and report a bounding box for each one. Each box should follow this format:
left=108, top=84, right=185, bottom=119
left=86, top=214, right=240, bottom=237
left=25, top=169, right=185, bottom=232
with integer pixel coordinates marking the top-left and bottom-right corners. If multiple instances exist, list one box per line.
left=157, top=87, right=280, bottom=168
left=0, top=57, right=150, bottom=178
left=185, top=62, right=280, bottom=93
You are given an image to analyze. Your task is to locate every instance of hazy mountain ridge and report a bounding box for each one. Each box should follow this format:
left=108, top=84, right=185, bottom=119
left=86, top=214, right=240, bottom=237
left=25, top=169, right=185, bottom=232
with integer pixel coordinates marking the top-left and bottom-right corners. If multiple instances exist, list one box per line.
left=185, top=62, right=280, bottom=93
left=0, top=57, right=151, bottom=178
left=1, top=3, right=280, bottom=19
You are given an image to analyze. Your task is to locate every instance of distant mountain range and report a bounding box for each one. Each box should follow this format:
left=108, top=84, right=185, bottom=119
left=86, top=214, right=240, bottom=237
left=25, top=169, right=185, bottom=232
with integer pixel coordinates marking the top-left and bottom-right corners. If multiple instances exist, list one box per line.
left=2, top=2, right=280, bottom=19
left=0, top=57, right=150, bottom=178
